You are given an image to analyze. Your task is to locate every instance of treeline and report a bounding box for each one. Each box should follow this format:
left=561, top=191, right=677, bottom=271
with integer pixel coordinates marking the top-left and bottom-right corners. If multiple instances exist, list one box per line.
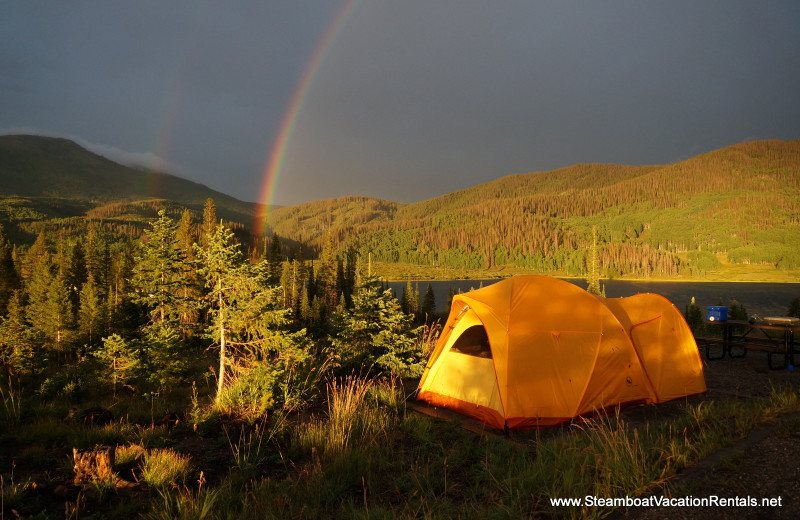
left=0, top=199, right=434, bottom=420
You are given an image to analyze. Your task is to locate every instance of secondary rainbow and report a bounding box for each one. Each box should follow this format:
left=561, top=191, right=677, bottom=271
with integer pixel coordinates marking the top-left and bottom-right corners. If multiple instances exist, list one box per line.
left=255, top=0, right=360, bottom=236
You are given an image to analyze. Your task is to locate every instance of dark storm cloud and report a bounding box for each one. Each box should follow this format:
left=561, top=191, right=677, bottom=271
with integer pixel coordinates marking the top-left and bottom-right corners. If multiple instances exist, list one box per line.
left=2, top=1, right=799, bottom=205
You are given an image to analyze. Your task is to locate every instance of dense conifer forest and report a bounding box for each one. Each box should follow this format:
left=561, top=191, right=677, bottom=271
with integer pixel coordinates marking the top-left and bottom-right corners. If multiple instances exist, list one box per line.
left=267, top=140, right=800, bottom=278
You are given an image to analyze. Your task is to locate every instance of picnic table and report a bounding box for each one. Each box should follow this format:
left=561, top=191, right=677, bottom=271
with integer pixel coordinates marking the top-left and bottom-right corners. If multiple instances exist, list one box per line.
left=700, top=319, right=800, bottom=370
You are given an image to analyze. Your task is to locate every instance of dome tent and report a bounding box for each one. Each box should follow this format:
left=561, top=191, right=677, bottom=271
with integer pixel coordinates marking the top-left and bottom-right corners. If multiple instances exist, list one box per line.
left=416, top=276, right=706, bottom=430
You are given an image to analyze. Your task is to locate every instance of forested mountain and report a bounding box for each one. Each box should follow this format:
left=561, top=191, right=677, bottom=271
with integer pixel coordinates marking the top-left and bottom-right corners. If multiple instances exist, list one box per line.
left=0, top=135, right=260, bottom=227
left=2, top=134, right=798, bottom=279
left=267, top=139, right=800, bottom=278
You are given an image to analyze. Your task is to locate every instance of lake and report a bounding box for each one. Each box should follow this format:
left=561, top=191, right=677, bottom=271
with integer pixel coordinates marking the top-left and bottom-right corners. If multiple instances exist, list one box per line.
left=387, top=278, right=800, bottom=319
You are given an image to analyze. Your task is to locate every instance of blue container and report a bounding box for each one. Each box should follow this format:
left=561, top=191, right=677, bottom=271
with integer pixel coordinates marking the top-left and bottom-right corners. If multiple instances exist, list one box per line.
left=707, top=306, right=728, bottom=322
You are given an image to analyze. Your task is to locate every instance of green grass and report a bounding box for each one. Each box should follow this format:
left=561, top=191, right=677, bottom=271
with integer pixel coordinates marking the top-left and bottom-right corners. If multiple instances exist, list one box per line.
left=140, top=448, right=193, bottom=488
left=3, top=371, right=800, bottom=518
left=142, top=384, right=800, bottom=520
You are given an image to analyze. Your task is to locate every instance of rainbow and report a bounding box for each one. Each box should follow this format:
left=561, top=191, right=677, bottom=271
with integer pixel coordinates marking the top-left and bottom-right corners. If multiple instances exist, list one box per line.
left=254, top=0, right=360, bottom=236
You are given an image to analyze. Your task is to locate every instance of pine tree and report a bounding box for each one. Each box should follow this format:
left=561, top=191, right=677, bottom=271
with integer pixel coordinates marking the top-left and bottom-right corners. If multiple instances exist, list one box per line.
left=587, top=226, right=603, bottom=296
left=197, top=224, right=311, bottom=411
left=78, top=273, right=106, bottom=350
left=176, top=209, right=201, bottom=339
left=84, top=223, right=101, bottom=284
left=26, top=251, right=73, bottom=353
left=132, top=210, right=193, bottom=329
left=0, top=226, right=20, bottom=316
left=268, top=232, right=282, bottom=284
left=201, top=198, right=218, bottom=249
left=93, top=333, right=141, bottom=396
left=110, top=237, right=140, bottom=334
left=0, top=290, right=41, bottom=373
left=421, top=283, right=436, bottom=318
left=23, top=231, right=49, bottom=280
left=684, top=297, right=703, bottom=334
left=343, top=247, right=357, bottom=308
left=299, top=287, right=311, bottom=323
left=279, top=260, right=292, bottom=309
left=67, top=239, right=88, bottom=318
left=176, top=208, right=197, bottom=260
left=330, top=274, right=424, bottom=377
left=446, top=285, right=455, bottom=314
left=289, top=259, right=301, bottom=313
left=789, top=297, right=800, bottom=318
left=315, top=231, right=337, bottom=319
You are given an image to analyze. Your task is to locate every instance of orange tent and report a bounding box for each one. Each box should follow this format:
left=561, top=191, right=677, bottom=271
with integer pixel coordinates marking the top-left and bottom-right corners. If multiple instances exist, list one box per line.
left=416, top=276, right=706, bottom=430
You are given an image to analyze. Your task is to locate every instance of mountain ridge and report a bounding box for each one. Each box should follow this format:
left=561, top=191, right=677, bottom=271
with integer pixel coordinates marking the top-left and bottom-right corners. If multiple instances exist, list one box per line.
left=2, top=134, right=799, bottom=279
left=0, top=134, right=262, bottom=226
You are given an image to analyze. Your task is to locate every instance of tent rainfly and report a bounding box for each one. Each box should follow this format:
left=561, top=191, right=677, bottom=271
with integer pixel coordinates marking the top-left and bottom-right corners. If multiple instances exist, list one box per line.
left=416, top=275, right=706, bottom=430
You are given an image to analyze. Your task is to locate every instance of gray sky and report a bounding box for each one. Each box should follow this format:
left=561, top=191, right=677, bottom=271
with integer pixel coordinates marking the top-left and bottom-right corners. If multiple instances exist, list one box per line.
left=2, top=1, right=799, bottom=206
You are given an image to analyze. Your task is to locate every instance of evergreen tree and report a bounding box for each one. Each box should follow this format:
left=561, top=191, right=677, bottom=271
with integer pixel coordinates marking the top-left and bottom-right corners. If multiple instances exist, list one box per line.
left=684, top=297, right=703, bottom=334
left=196, top=224, right=242, bottom=402
left=141, top=320, right=186, bottom=389
left=47, top=272, right=74, bottom=354
left=330, top=274, right=425, bottom=377
left=279, top=260, right=292, bottom=309
left=201, top=198, right=217, bottom=249
left=268, top=232, right=282, bottom=284
left=176, top=210, right=202, bottom=339
left=12, top=245, right=22, bottom=283
left=176, top=208, right=197, bottom=259
left=728, top=299, right=748, bottom=321
left=84, top=224, right=102, bottom=284
left=343, top=247, right=357, bottom=308
left=93, top=333, right=141, bottom=396
left=26, top=252, right=73, bottom=353
left=54, top=235, right=70, bottom=279
left=299, top=286, right=311, bottom=323
left=335, top=257, right=346, bottom=304
left=197, top=224, right=313, bottom=411
left=132, top=210, right=193, bottom=329
left=315, top=231, right=337, bottom=319
left=421, top=283, right=436, bottom=318
left=110, top=237, right=141, bottom=334
left=446, top=285, right=455, bottom=314
left=0, top=226, right=20, bottom=316
left=401, top=278, right=419, bottom=316
left=587, top=226, right=602, bottom=296
left=23, top=231, right=49, bottom=280
left=0, top=290, right=41, bottom=374
left=789, top=297, right=800, bottom=318
left=67, top=239, right=88, bottom=318
left=290, top=259, right=302, bottom=313
left=78, top=273, right=106, bottom=350
left=96, top=242, right=112, bottom=298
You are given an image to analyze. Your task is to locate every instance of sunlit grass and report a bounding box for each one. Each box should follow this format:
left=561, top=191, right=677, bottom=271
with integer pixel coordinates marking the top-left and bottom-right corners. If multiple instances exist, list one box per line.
left=115, top=443, right=146, bottom=466
left=294, top=375, right=398, bottom=459
left=140, top=449, right=193, bottom=488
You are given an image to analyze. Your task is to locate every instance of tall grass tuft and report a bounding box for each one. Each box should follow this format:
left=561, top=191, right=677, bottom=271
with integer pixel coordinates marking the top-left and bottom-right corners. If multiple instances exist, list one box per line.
left=295, top=375, right=398, bottom=459
left=0, top=377, right=22, bottom=429
left=577, top=410, right=661, bottom=498
left=140, top=449, right=193, bottom=488
left=224, top=412, right=287, bottom=476
left=145, top=486, right=223, bottom=520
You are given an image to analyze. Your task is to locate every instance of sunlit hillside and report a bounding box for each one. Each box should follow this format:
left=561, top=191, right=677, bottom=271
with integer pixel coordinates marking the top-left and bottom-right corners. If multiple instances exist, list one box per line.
left=267, top=140, right=800, bottom=278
